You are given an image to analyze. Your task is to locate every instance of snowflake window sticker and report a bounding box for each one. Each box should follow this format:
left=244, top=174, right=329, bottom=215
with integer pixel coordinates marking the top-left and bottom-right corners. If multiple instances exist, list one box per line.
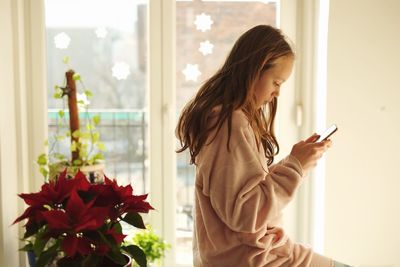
left=194, top=13, right=214, bottom=32
left=95, top=27, right=108, bottom=39
left=112, top=62, right=131, bottom=80
left=199, top=40, right=214, bottom=56
left=182, top=64, right=201, bottom=82
left=54, top=32, right=71, bottom=50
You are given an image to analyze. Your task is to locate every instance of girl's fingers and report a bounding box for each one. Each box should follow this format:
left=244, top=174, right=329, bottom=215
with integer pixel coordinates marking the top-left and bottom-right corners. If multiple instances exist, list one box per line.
left=305, top=133, right=320, bottom=143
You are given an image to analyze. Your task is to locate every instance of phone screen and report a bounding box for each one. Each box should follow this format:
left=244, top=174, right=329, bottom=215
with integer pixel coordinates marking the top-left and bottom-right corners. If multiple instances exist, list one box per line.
left=316, top=124, right=338, bottom=142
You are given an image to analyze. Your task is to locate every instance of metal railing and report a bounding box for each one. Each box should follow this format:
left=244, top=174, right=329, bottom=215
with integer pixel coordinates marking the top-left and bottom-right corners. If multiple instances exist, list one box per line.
left=48, top=109, right=194, bottom=231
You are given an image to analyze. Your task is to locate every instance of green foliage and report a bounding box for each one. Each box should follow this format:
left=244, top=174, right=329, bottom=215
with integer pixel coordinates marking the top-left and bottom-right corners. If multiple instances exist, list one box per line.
left=127, top=225, right=171, bottom=266
left=36, top=58, right=105, bottom=181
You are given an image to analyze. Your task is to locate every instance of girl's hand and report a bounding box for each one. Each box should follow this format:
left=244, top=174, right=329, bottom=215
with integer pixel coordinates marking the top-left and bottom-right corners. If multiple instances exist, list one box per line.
left=290, top=133, right=332, bottom=173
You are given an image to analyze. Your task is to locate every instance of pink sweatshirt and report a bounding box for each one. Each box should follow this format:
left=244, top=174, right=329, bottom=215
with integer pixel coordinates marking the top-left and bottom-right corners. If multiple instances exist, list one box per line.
left=193, top=108, right=332, bottom=267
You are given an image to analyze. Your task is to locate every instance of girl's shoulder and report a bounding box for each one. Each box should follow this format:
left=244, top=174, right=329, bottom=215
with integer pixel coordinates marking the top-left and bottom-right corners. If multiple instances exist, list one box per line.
left=210, top=105, right=250, bottom=129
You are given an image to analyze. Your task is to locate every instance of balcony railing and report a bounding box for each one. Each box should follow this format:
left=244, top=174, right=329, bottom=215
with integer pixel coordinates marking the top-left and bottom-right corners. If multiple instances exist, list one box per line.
left=48, top=109, right=194, bottom=231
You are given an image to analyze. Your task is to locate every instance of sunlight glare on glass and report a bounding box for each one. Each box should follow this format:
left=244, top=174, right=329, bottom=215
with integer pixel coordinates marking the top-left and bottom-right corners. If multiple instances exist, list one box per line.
left=44, top=0, right=147, bottom=33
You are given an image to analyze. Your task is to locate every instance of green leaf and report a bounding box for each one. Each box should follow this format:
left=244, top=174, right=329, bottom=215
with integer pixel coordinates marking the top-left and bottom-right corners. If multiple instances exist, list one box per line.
left=92, top=132, right=100, bottom=143
left=19, top=242, right=34, bottom=252
left=81, top=254, right=101, bottom=267
left=35, top=242, right=59, bottom=267
left=122, top=212, right=146, bottom=229
left=78, top=100, right=85, bottom=105
left=106, top=250, right=126, bottom=265
left=37, top=154, right=47, bottom=165
left=92, top=115, right=101, bottom=125
left=24, top=222, right=41, bottom=239
left=123, top=245, right=147, bottom=267
left=58, top=110, right=65, bottom=118
left=72, top=130, right=81, bottom=138
left=71, top=141, right=77, bottom=152
left=33, top=233, right=49, bottom=257
left=73, top=159, right=82, bottom=166
left=96, top=142, right=106, bottom=151
left=84, top=89, right=93, bottom=98
left=57, top=257, right=81, bottom=267
left=55, top=135, right=65, bottom=141
left=79, top=149, right=88, bottom=159
left=54, top=153, right=66, bottom=160
left=54, top=85, right=60, bottom=90
left=62, top=56, right=70, bottom=64
left=53, top=92, right=63, bottom=99
left=80, top=132, right=91, bottom=139
left=93, top=153, right=104, bottom=160
left=39, top=166, right=48, bottom=178
left=72, top=73, right=81, bottom=81
left=86, top=123, right=94, bottom=131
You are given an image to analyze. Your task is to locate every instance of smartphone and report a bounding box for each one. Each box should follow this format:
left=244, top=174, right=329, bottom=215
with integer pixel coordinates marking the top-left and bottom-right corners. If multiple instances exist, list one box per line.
left=316, top=124, right=338, bottom=142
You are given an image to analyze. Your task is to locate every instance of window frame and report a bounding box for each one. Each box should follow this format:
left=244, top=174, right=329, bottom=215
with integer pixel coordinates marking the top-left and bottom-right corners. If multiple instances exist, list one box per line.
left=20, top=0, right=329, bottom=266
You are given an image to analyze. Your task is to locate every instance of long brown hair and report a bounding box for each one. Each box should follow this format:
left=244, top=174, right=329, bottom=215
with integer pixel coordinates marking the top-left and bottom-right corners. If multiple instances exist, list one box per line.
left=176, top=25, right=294, bottom=165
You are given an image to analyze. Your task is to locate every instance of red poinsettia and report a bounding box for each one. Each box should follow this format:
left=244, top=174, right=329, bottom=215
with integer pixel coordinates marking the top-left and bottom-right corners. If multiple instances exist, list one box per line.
left=13, top=170, right=154, bottom=267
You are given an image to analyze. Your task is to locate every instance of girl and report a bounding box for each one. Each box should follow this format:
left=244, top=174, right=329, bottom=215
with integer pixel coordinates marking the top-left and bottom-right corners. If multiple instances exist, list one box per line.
left=176, top=25, right=350, bottom=267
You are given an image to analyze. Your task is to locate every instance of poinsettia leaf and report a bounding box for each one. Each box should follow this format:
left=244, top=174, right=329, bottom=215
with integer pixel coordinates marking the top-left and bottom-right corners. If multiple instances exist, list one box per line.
left=122, top=212, right=146, bottom=229
left=24, top=221, right=41, bottom=238
left=106, top=249, right=126, bottom=265
left=33, top=233, right=50, bottom=257
left=113, top=221, right=122, bottom=234
left=81, top=254, right=101, bottom=267
left=19, top=242, right=34, bottom=252
left=57, top=257, right=81, bottom=267
left=122, top=245, right=147, bottom=267
left=35, top=242, right=59, bottom=267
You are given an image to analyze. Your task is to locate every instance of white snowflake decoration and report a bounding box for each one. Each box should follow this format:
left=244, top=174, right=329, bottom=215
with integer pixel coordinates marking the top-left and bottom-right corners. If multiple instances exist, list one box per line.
left=54, top=32, right=71, bottom=50
left=199, top=40, right=214, bottom=56
left=112, top=62, right=131, bottom=80
left=77, top=93, right=90, bottom=109
left=182, top=64, right=201, bottom=82
left=194, top=13, right=214, bottom=32
left=95, top=27, right=108, bottom=39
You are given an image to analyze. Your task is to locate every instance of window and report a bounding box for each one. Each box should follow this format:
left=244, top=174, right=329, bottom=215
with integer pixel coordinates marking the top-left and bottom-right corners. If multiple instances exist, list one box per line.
left=44, top=0, right=149, bottom=193
left=175, top=1, right=278, bottom=265
left=43, top=1, right=278, bottom=265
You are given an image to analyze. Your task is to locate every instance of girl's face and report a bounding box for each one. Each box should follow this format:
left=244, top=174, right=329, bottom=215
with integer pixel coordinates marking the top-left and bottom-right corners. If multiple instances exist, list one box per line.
left=253, top=55, right=294, bottom=107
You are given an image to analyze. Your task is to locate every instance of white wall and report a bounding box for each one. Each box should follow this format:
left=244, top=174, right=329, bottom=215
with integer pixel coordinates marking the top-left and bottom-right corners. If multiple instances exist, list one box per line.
left=0, top=0, right=47, bottom=266
left=326, top=0, right=400, bottom=266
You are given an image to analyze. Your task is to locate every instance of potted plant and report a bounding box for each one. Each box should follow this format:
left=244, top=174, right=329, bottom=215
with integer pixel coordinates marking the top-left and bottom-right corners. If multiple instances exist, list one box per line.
left=37, top=57, right=106, bottom=183
left=14, top=169, right=154, bottom=267
left=126, top=225, right=171, bottom=267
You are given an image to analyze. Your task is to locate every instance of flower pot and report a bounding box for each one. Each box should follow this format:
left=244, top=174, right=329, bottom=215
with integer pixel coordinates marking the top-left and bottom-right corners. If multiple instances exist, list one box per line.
left=100, top=254, right=132, bottom=267
left=50, top=161, right=105, bottom=183
left=27, top=251, right=132, bottom=267
left=27, top=250, right=36, bottom=267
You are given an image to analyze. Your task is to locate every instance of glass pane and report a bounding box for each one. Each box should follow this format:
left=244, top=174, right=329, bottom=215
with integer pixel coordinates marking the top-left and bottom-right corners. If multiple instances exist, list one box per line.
left=44, top=0, right=149, bottom=193
left=176, top=1, right=278, bottom=266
